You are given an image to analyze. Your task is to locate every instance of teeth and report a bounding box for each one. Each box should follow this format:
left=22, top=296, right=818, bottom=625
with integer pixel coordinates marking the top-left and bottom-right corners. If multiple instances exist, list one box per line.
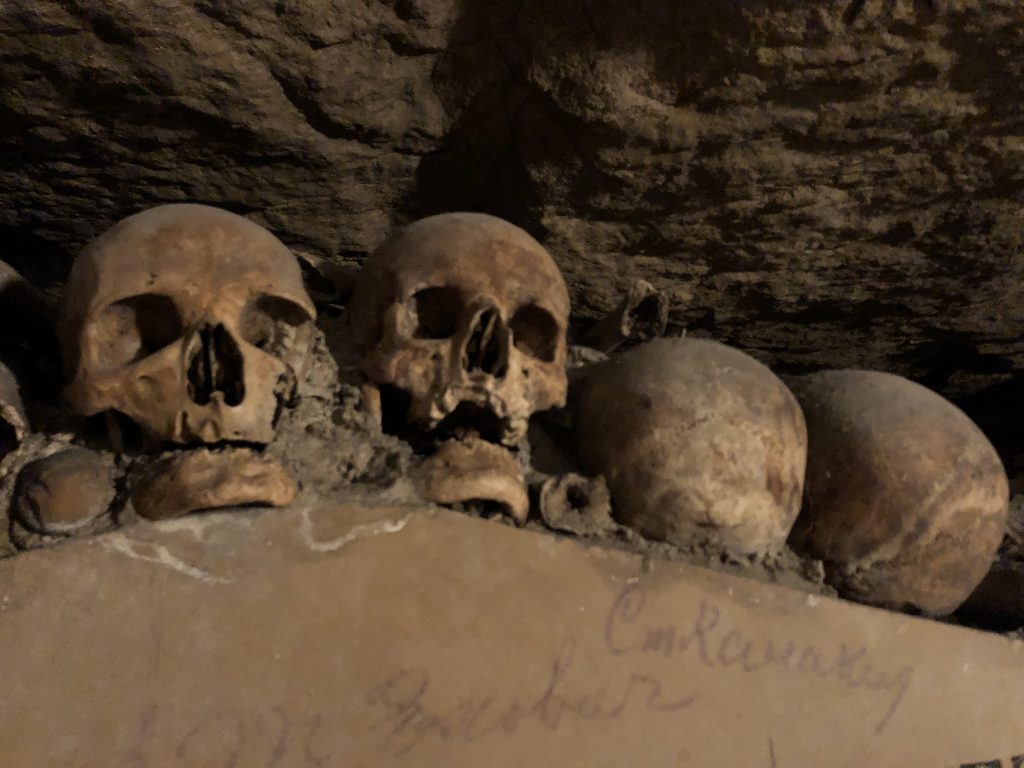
left=197, top=420, right=221, bottom=443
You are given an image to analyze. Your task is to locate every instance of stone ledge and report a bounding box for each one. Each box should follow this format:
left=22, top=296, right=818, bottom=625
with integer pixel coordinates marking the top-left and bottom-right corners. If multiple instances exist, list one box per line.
left=0, top=504, right=1021, bottom=766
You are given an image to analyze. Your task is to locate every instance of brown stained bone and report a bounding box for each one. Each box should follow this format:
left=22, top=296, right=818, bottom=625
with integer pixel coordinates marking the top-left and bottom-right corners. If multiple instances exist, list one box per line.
left=573, top=338, right=807, bottom=556
left=578, top=279, right=669, bottom=353
left=359, top=381, right=383, bottom=428
left=130, top=447, right=297, bottom=521
left=788, top=370, right=1009, bottom=617
left=347, top=213, right=570, bottom=446
left=0, top=362, right=28, bottom=456
left=61, top=205, right=316, bottom=447
left=14, top=449, right=116, bottom=535
left=538, top=473, right=616, bottom=536
left=415, top=436, right=529, bottom=523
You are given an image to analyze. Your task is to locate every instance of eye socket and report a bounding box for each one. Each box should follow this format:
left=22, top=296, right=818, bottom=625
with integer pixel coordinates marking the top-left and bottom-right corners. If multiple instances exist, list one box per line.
left=88, top=294, right=183, bottom=370
left=239, top=295, right=313, bottom=359
left=412, top=286, right=463, bottom=340
left=510, top=303, right=560, bottom=363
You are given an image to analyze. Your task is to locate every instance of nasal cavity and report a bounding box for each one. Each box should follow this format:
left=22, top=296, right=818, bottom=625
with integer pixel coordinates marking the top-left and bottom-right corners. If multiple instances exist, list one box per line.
left=187, top=324, right=246, bottom=407
left=461, top=307, right=508, bottom=377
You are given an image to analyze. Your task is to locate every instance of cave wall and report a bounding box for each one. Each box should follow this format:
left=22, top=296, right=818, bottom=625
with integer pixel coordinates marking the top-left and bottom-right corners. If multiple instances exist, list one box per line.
left=1, top=0, right=1022, bottom=466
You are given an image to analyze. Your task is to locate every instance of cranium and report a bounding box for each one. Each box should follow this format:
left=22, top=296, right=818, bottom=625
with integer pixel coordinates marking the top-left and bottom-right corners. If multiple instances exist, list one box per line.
left=347, top=213, right=570, bottom=446
left=573, top=338, right=808, bottom=556
left=788, top=370, right=1008, bottom=616
left=61, top=204, right=316, bottom=446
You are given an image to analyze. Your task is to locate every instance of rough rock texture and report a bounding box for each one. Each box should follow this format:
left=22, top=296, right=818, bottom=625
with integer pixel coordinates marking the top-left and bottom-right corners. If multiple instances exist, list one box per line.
left=1, top=0, right=1023, bottom=466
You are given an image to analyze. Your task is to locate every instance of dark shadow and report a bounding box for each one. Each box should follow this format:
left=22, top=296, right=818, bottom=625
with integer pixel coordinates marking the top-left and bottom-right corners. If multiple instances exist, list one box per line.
left=0, top=264, right=62, bottom=402
left=409, top=0, right=766, bottom=238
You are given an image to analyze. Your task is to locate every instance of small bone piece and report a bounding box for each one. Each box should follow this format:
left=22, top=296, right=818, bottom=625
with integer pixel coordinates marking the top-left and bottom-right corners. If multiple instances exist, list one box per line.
left=130, top=447, right=297, bottom=521
left=0, top=361, right=28, bottom=456
left=415, top=436, right=529, bottom=523
left=14, top=449, right=115, bottom=535
left=788, top=370, right=1008, bottom=616
left=347, top=213, right=570, bottom=445
left=538, top=473, right=616, bottom=536
left=573, top=338, right=807, bottom=556
left=578, top=278, right=669, bottom=352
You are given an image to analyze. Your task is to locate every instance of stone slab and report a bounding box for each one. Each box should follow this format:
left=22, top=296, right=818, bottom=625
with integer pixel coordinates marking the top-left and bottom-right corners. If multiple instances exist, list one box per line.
left=0, top=504, right=1022, bottom=767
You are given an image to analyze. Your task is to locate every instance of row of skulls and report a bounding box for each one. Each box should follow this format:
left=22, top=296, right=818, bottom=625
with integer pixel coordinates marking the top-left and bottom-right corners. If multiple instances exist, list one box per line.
left=0, top=204, right=1013, bottom=620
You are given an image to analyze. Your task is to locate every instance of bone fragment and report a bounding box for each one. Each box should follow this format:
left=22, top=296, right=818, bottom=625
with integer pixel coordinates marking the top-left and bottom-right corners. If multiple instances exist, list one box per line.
left=14, top=449, right=115, bottom=534
left=578, top=278, right=669, bottom=352
left=538, top=473, right=616, bottom=536
left=131, top=447, right=297, bottom=521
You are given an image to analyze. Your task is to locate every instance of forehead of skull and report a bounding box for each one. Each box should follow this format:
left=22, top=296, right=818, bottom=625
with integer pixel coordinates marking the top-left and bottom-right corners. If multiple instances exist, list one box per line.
left=66, top=204, right=314, bottom=319
left=370, top=213, right=570, bottom=319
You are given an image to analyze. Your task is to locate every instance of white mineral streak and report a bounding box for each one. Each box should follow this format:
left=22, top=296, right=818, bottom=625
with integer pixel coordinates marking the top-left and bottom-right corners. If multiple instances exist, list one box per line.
left=298, top=506, right=412, bottom=553
left=102, top=532, right=233, bottom=585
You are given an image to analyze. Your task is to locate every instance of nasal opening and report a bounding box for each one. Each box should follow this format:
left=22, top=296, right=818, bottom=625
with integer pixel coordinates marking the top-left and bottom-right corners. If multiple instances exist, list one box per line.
left=461, top=307, right=508, bottom=378
left=187, top=324, right=246, bottom=407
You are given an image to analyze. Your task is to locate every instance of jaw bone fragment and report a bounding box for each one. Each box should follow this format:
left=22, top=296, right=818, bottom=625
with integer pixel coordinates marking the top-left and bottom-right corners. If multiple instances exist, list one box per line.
left=415, top=435, right=529, bottom=524
left=130, top=447, right=297, bottom=521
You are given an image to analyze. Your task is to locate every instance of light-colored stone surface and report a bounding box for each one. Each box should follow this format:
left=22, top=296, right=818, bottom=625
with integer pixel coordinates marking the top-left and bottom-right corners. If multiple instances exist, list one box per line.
left=1, top=504, right=1022, bottom=766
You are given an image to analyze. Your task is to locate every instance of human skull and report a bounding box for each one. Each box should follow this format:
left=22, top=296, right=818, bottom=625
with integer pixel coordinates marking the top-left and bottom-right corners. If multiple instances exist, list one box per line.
left=573, top=338, right=807, bottom=556
left=62, top=204, right=316, bottom=446
left=788, top=370, right=1008, bottom=616
left=347, top=213, right=570, bottom=445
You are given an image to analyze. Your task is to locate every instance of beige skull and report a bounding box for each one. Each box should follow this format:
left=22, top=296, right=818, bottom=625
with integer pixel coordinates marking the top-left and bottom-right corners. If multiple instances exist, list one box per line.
left=573, top=338, right=808, bottom=556
left=62, top=204, right=316, bottom=445
left=347, top=213, right=570, bottom=445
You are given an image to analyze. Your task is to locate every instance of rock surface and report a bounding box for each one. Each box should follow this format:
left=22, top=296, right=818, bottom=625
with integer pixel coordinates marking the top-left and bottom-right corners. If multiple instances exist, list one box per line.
left=1, top=0, right=1023, bottom=465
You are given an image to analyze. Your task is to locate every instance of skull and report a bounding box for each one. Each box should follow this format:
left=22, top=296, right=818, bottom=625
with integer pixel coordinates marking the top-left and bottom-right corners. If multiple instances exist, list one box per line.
left=573, top=338, right=808, bottom=557
left=61, top=204, right=316, bottom=446
left=788, top=370, right=1008, bottom=616
left=347, top=213, right=570, bottom=446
